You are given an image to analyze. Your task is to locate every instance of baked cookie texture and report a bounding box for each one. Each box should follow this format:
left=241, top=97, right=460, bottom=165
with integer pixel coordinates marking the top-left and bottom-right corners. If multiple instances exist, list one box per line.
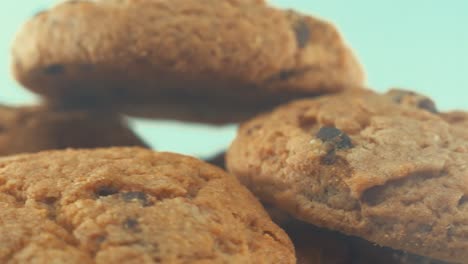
left=0, top=105, right=147, bottom=156
left=442, top=111, right=468, bottom=126
left=385, top=89, right=439, bottom=114
left=227, top=90, right=468, bottom=263
left=0, top=147, right=295, bottom=263
left=384, top=89, right=467, bottom=140
left=12, top=0, right=364, bottom=123
left=442, top=111, right=468, bottom=140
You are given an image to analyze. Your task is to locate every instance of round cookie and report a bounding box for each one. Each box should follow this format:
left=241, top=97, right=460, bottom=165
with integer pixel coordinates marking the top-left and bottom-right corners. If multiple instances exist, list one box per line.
left=12, top=0, right=364, bottom=124
left=0, top=147, right=295, bottom=263
left=0, top=105, right=147, bottom=156
left=227, top=90, right=468, bottom=263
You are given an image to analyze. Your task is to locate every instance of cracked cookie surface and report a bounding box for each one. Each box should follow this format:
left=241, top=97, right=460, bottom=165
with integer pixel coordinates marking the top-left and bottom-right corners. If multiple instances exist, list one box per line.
left=0, top=147, right=294, bottom=263
left=0, top=105, right=147, bottom=156
left=12, top=0, right=364, bottom=124
left=227, top=90, right=468, bottom=263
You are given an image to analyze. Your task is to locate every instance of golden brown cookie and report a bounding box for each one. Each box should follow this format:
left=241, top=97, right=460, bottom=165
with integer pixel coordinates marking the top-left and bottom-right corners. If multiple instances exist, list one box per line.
left=12, top=0, right=364, bottom=124
left=0, top=147, right=295, bottom=263
left=227, top=90, right=468, bottom=263
left=0, top=105, right=147, bottom=156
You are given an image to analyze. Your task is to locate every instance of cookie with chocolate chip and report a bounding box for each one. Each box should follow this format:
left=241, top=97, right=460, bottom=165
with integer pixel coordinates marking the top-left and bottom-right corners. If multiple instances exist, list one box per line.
left=0, top=105, right=147, bottom=156
left=384, top=89, right=467, bottom=140
left=227, top=90, right=468, bottom=263
left=12, top=0, right=364, bottom=124
left=0, top=147, right=295, bottom=263
left=385, top=89, right=438, bottom=113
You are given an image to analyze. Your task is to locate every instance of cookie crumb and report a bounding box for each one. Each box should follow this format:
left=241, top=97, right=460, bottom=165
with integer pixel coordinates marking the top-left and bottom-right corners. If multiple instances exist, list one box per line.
left=417, top=99, right=438, bottom=113
left=95, top=186, right=119, bottom=197
left=316, top=126, right=353, bottom=149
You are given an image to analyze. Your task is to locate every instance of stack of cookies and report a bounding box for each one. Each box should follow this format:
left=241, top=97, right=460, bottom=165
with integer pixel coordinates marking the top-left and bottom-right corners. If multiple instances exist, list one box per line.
left=0, top=0, right=466, bottom=263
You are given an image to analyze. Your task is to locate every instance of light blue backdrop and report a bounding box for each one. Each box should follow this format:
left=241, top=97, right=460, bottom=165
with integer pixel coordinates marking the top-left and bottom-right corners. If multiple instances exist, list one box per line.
left=1, top=1, right=467, bottom=158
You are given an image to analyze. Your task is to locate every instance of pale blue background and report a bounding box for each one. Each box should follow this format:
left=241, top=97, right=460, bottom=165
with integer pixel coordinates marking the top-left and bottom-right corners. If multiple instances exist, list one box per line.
left=1, top=1, right=467, bottom=158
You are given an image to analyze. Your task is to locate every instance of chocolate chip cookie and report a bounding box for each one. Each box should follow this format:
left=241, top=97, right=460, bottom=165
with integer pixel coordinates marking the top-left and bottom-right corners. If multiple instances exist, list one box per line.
left=0, top=105, right=147, bottom=156
left=227, top=90, right=468, bottom=263
left=0, top=147, right=295, bottom=263
left=12, top=0, right=364, bottom=124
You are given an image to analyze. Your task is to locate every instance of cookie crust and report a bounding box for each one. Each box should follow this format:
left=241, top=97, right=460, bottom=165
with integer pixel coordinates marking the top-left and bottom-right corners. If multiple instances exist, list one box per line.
left=227, top=90, right=468, bottom=263
left=0, top=147, right=295, bottom=263
left=12, top=0, right=364, bottom=123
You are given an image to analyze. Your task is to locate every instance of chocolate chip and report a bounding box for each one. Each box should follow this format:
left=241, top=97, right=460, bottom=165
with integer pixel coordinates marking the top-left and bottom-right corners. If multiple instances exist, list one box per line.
left=387, top=89, right=438, bottom=113
left=389, top=90, right=415, bottom=103
left=447, top=225, right=456, bottom=238
left=121, top=192, right=150, bottom=206
left=458, top=195, right=468, bottom=208
left=96, top=235, right=106, bottom=244
left=44, top=64, right=65, bottom=75
left=42, top=196, right=58, bottom=205
left=417, top=98, right=438, bottom=113
left=316, top=126, right=353, bottom=149
left=293, top=19, right=310, bottom=48
left=123, top=218, right=139, bottom=230
left=95, top=186, right=119, bottom=197
left=267, top=67, right=314, bottom=83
